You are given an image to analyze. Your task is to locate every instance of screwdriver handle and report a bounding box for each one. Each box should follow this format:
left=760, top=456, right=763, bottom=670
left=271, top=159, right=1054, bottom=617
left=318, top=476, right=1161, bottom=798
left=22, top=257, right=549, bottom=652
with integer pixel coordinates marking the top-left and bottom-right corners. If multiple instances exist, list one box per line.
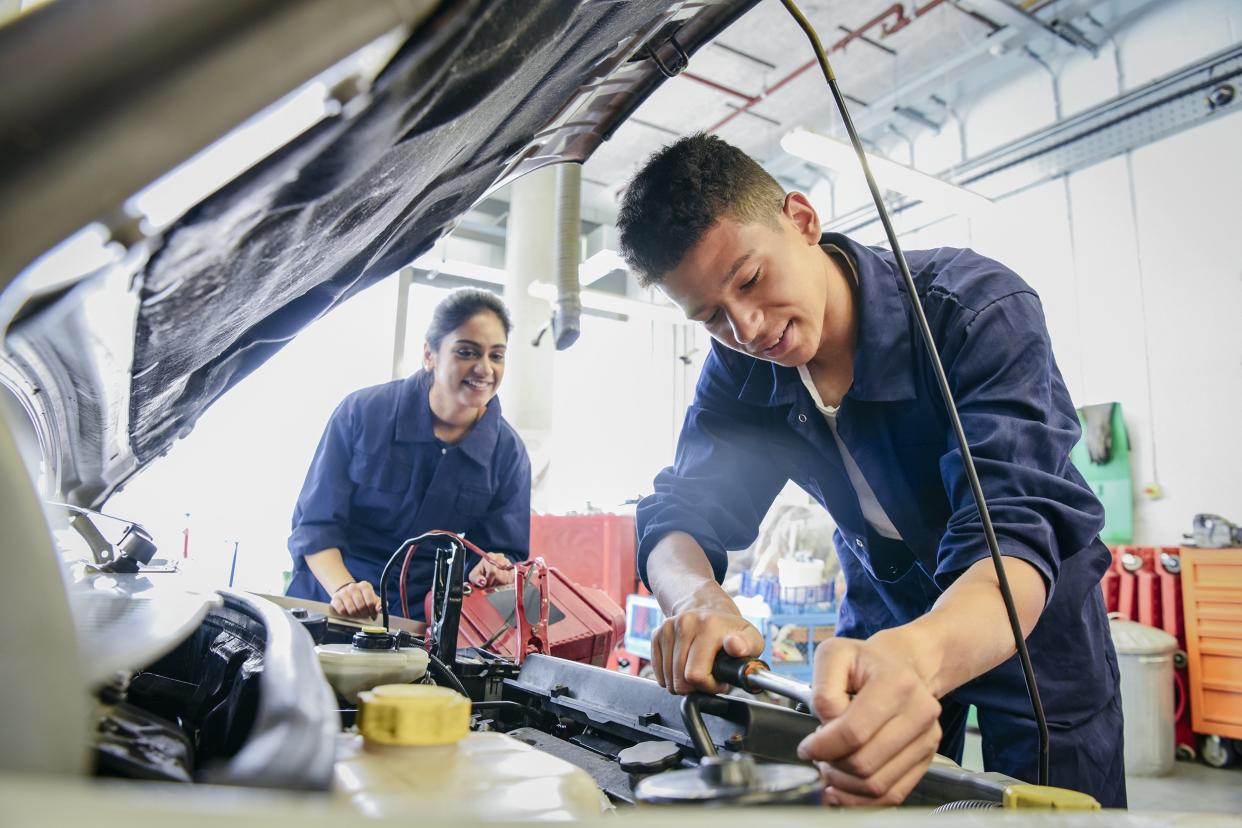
left=712, top=652, right=769, bottom=691
left=713, top=650, right=817, bottom=712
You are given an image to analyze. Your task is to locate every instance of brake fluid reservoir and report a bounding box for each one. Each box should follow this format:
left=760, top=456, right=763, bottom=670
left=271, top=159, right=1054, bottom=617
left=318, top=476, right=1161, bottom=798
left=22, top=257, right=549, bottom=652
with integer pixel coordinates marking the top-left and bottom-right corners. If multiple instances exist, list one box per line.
left=315, top=628, right=429, bottom=702
left=335, top=685, right=607, bottom=820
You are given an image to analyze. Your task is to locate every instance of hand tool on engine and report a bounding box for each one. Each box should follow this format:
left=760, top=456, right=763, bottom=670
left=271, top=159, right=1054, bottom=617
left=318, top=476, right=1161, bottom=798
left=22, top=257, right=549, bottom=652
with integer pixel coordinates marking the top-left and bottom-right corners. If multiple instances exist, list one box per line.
left=711, top=652, right=815, bottom=712
left=632, top=689, right=821, bottom=805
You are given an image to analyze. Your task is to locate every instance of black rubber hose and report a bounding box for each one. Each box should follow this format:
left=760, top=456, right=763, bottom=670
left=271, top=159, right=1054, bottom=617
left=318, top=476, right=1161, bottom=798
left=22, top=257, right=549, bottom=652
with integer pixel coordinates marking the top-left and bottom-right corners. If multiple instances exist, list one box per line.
left=425, top=648, right=469, bottom=697
left=779, top=0, right=1050, bottom=788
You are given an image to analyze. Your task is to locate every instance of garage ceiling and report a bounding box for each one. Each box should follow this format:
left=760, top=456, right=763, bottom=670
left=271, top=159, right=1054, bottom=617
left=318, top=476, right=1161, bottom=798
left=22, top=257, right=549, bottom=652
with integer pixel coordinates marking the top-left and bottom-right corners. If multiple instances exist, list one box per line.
left=583, top=0, right=1117, bottom=200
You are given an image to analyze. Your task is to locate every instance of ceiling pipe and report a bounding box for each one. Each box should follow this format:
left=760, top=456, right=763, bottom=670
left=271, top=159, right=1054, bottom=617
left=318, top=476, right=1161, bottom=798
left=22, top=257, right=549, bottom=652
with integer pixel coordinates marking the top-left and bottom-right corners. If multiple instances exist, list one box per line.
left=683, top=70, right=758, bottom=104
left=705, top=0, right=950, bottom=134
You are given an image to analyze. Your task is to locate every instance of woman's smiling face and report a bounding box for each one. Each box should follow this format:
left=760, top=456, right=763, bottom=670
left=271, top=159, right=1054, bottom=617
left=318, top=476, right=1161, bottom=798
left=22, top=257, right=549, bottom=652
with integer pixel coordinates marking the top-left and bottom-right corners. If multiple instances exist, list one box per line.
left=425, top=310, right=508, bottom=408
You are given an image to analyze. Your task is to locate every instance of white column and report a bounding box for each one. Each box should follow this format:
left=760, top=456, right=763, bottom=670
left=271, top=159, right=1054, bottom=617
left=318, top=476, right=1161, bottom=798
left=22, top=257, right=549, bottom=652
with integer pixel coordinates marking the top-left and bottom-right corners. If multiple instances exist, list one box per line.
left=501, top=167, right=557, bottom=503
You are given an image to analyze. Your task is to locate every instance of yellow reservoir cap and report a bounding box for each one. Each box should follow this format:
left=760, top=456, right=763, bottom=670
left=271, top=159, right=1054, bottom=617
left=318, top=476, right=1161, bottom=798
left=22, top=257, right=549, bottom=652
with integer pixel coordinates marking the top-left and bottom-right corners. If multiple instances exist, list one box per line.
left=357, top=684, right=470, bottom=746
left=360, top=625, right=388, bottom=635
left=1004, top=784, right=1101, bottom=811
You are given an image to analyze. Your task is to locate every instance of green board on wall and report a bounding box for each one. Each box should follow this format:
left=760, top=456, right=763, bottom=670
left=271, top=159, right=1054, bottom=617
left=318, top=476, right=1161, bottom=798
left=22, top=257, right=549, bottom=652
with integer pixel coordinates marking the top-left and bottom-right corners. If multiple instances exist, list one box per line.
left=1070, top=402, right=1133, bottom=545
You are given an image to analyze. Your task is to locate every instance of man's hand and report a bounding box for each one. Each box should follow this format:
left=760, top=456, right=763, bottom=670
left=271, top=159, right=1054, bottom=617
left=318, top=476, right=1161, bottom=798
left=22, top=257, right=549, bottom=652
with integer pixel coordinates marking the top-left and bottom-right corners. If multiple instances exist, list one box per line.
left=468, top=552, right=515, bottom=589
left=645, top=532, right=765, bottom=694
left=798, top=632, right=942, bottom=807
left=331, top=580, right=382, bottom=619
left=795, top=555, right=1047, bottom=807
left=651, top=599, right=765, bottom=695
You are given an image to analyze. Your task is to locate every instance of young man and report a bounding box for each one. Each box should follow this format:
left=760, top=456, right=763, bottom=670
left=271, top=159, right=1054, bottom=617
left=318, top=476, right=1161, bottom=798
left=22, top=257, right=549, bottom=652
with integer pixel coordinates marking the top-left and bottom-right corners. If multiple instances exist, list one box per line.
left=620, top=134, right=1123, bottom=808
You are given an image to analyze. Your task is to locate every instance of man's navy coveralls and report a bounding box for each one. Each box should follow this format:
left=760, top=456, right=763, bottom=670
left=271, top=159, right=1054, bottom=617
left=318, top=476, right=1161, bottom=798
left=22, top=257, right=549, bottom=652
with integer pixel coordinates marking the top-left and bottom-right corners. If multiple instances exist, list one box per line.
left=637, top=233, right=1125, bottom=807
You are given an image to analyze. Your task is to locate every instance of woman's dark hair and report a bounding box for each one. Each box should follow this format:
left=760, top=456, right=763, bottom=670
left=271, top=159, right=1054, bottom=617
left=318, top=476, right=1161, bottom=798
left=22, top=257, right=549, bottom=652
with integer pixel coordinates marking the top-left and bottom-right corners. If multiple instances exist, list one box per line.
left=617, top=133, right=785, bottom=286
left=425, top=287, right=513, bottom=350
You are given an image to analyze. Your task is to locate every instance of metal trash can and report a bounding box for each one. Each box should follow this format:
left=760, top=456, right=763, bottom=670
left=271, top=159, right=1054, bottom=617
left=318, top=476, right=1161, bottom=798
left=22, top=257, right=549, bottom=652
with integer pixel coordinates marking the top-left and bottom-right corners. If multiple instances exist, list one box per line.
left=1110, top=617, right=1178, bottom=776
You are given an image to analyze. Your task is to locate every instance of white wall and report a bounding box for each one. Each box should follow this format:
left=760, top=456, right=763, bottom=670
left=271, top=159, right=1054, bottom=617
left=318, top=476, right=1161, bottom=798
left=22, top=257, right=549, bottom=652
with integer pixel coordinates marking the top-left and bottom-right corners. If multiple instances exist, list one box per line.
left=106, top=274, right=697, bottom=592
left=107, top=278, right=406, bottom=593
left=539, top=315, right=684, bottom=513
left=886, top=0, right=1242, bottom=544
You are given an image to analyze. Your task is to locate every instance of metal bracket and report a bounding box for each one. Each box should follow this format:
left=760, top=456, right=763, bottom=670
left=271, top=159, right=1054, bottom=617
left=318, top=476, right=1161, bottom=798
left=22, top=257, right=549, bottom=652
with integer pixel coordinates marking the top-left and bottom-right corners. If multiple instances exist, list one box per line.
left=680, top=693, right=724, bottom=759
left=643, top=35, right=689, bottom=79
left=426, top=536, right=466, bottom=668
left=70, top=513, right=115, bottom=565
left=960, top=0, right=1098, bottom=57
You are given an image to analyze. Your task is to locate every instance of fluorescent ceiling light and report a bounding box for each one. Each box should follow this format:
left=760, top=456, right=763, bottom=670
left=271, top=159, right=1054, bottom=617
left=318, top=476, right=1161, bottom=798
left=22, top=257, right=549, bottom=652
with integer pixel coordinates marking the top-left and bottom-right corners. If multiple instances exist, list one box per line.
left=781, top=128, right=994, bottom=218
left=403, top=253, right=681, bottom=323
left=528, top=282, right=685, bottom=324
left=579, top=248, right=627, bottom=286
left=408, top=251, right=506, bottom=285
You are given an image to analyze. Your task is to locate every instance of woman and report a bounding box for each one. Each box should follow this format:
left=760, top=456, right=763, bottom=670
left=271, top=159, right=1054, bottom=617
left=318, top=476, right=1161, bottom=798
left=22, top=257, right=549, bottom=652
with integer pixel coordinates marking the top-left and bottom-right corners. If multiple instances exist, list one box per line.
left=286, top=288, right=530, bottom=626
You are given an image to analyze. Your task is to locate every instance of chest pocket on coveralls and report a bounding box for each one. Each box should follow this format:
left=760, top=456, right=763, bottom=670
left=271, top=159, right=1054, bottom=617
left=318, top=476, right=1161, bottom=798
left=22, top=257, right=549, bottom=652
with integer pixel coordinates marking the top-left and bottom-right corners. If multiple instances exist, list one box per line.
left=853, top=531, right=916, bottom=583
left=455, top=485, right=492, bottom=519
left=349, top=450, right=412, bottom=532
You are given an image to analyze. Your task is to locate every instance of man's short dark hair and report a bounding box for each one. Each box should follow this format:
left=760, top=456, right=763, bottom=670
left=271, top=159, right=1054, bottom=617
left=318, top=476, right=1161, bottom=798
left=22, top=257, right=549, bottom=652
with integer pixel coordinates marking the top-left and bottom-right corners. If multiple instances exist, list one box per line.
left=617, top=133, right=786, bottom=286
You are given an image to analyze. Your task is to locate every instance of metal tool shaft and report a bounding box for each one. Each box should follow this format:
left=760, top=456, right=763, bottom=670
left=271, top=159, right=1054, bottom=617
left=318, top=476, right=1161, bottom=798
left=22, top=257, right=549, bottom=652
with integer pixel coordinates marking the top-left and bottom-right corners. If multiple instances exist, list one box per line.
left=745, top=669, right=816, bottom=712
left=712, top=653, right=816, bottom=712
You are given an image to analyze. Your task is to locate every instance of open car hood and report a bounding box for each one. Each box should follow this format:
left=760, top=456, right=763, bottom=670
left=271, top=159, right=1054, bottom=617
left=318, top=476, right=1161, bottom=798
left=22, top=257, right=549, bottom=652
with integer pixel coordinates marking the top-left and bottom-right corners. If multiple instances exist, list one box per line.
left=0, top=0, right=754, bottom=506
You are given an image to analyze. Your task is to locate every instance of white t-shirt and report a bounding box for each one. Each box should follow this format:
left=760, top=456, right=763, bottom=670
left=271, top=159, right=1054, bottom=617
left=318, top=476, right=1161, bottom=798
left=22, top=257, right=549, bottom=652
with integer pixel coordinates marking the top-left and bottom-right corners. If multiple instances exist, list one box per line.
left=797, top=245, right=903, bottom=542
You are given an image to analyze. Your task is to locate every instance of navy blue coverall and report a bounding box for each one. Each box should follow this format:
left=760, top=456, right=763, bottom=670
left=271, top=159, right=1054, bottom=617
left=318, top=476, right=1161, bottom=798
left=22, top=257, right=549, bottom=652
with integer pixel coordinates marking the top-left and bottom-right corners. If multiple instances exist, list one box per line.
left=287, top=370, right=531, bottom=621
left=636, top=233, right=1125, bottom=807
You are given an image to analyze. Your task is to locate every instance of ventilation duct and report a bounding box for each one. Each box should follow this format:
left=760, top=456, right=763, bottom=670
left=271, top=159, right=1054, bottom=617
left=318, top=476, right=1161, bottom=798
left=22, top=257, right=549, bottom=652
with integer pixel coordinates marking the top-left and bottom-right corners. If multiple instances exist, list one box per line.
left=551, top=162, right=581, bottom=350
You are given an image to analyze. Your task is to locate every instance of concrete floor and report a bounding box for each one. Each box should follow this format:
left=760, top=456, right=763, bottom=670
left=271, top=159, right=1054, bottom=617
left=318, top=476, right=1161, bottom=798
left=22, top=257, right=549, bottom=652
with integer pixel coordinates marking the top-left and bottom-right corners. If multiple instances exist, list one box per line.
left=962, top=732, right=1242, bottom=814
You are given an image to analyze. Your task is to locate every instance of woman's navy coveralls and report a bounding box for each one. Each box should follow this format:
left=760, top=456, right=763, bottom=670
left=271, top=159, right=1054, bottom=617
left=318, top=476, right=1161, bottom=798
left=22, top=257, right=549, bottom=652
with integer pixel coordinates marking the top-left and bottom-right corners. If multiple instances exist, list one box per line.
left=287, top=370, right=531, bottom=621
left=636, top=233, right=1125, bottom=807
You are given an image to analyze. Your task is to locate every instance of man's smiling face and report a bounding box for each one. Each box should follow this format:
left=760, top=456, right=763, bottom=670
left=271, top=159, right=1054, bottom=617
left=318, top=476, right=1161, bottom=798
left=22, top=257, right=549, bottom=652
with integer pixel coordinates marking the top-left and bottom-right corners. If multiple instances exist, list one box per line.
left=659, top=192, right=832, bottom=368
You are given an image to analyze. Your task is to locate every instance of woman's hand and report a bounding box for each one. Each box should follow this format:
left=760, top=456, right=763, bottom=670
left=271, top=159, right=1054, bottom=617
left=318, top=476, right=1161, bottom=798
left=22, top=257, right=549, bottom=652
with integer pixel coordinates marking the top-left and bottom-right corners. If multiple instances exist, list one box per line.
left=468, top=552, right=516, bottom=588
left=306, top=548, right=381, bottom=619
left=331, top=580, right=382, bottom=619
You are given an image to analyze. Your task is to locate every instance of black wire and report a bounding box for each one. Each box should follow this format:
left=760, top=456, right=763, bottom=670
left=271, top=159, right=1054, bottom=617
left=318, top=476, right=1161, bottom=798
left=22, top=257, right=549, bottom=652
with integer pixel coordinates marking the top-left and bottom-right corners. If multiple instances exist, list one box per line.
left=378, top=532, right=446, bottom=630
left=778, top=0, right=1050, bottom=788
left=480, top=612, right=515, bottom=652
left=481, top=589, right=527, bottom=652
left=395, top=631, right=424, bottom=648
left=425, top=648, right=469, bottom=697
left=680, top=695, right=720, bottom=760
left=388, top=580, right=470, bottom=698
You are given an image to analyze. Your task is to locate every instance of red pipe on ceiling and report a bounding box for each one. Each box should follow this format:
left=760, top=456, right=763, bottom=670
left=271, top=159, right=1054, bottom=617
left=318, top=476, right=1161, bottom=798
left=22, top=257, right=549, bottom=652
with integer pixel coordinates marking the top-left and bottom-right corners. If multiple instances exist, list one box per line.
left=683, top=71, right=759, bottom=104
left=699, top=0, right=950, bottom=134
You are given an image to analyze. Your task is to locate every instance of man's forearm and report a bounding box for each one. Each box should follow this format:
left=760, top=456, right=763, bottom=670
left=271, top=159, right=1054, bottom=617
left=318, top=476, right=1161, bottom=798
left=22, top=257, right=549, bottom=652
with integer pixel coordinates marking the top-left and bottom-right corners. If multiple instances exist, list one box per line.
left=875, top=555, right=1047, bottom=698
left=647, top=531, right=736, bottom=616
left=645, top=531, right=768, bottom=692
